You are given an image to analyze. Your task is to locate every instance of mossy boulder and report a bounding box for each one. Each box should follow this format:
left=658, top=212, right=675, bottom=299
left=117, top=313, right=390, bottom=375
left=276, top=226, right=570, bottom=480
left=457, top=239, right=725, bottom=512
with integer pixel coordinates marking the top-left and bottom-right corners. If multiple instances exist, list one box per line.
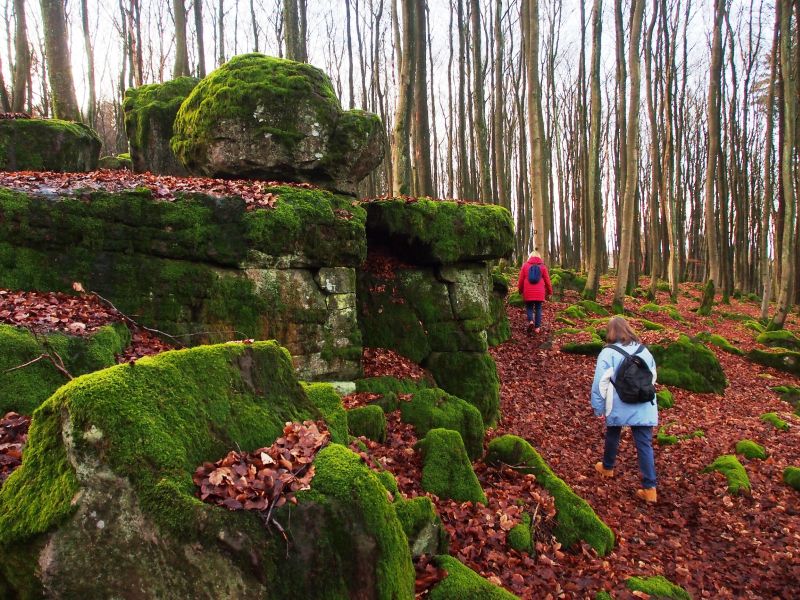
left=417, top=429, right=486, bottom=504
left=347, top=404, right=387, bottom=442
left=704, top=454, right=751, bottom=495
left=747, top=348, right=800, bottom=376
left=0, top=342, right=415, bottom=598
left=97, top=154, right=133, bottom=170
left=485, top=435, right=614, bottom=555
left=428, top=555, right=519, bottom=599
left=355, top=376, right=431, bottom=396
left=0, top=323, right=131, bottom=415
left=577, top=300, right=609, bottom=316
left=649, top=335, right=727, bottom=394
left=172, top=54, right=385, bottom=194
left=123, top=76, right=199, bottom=175
left=0, top=118, right=101, bottom=172
left=783, top=466, right=800, bottom=491
left=626, top=576, right=691, bottom=600
left=400, top=388, right=485, bottom=460
left=394, top=495, right=448, bottom=557
left=756, top=329, right=800, bottom=351
left=561, top=337, right=604, bottom=356
left=425, top=352, right=500, bottom=426
left=735, top=439, right=767, bottom=460
left=760, top=412, right=790, bottom=431
left=364, top=199, right=514, bottom=264
left=301, top=382, right=349, bottom=444
left=771, top=384, right=800, bottom=414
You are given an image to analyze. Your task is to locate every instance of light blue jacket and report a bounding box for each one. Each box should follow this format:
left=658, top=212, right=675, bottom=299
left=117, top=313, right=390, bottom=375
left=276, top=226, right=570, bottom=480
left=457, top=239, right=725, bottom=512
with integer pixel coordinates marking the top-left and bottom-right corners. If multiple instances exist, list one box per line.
left=590, top=342, right=658, bottom=427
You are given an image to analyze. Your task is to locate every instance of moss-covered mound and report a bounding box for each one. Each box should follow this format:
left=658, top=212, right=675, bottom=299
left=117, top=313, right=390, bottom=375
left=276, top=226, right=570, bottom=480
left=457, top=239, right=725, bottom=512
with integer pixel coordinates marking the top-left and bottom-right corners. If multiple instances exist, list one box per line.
left=364, top=199, right=514, bottom=264
left=417, top=428, right=486, bottom=504
left=695, top=332, right=743, bottom=355
left=507, top=513, right=533, bottom=553
left=0, top=342, right=415, bottom=598
left=760, top=412, right=790, bottom=431
left=0, top=323, right=130, bottom=415
left=735, top=439, right=767, bottom=460
left=772, top=384, right=800, bottom=414
left=425, top=352, right=500, bottom=426
left=626, top=575, right=691, bottom=599
left=756, top=329, right=800, bottom=351
left=784, top=466, right=800, bottom=491
left=394, top=495, right=448, bottom=557
left=561, top=336, right=605, bottom=356
left=123, top=76, right=199, bottom=175
left=429, top=555, right=519, bottom=599
left=650, top=335, right=727, bottom=394
left=347, top=404, right=387, bottom=442
left=172, top=54, right=384, bottom=193
left=355, top=376, right=430, bottom=396
left=704, top=454, right=751, bottom=495
left=0, top=118, right=101, bottom=172
left=485, top=435, right=614, bottom=555
left=747, top=348, right=800, bottom=376
left=98, top=154, right=133, bottom=170
left=400, top=388, right=485, bottom=460
left=549, top=268, right=587, bottom=297
left=301, top=382, right=349, bottom=444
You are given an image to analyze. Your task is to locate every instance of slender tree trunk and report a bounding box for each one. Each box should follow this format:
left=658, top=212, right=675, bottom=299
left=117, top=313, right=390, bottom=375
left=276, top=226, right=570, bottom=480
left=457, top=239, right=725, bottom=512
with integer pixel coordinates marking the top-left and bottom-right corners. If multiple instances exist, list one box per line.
left=644, top=0, right=661, bottom=299
left=12, top=0, right=30, bottom=113
left=392, top=0, right=415, bottom=195
left=79, top=0, right=95, bottom=126
left=194, top=0, right=206, bottom=77
left=661, top=0, right=679, bottom=302
left=457, top=0, right=469, bottom=198
left=492, top=0, right=508, bottom=209
left=469, top=0, right=492, bottom=202
left=284, top=0, right=307, bottom=62
left=612, top=0, right=645, bottom=312
left=173, top=0, right=191, bottom=76
left=40, top=0, right=81, bottom=121
left=614, top=0, right=627, bottom=262
left=412, top=0, right=433, bottom=196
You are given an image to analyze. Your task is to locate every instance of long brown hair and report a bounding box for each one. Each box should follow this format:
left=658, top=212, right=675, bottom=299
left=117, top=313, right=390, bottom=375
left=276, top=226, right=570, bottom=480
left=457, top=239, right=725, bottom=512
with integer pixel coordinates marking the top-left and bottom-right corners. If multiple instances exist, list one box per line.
left=606, top=316, right=640, bottom=345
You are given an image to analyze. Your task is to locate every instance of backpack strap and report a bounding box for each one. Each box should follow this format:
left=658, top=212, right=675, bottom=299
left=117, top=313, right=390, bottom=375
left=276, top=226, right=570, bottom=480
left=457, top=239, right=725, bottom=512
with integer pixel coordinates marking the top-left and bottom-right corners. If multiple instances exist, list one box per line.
left=607, top=344, right=630, bottom=358
left=633, top=344, right=646, bottom=356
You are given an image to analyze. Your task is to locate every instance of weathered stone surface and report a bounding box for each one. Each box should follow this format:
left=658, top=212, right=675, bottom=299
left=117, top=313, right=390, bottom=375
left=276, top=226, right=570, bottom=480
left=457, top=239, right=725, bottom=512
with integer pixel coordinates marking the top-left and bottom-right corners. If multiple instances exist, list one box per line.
left=0, top=343, right=414, bottom=599
left=316, top=267, right=357, bottom=295
left=246, top=268, right=328, bottom=322
left=171, top=54, right=385, bottom=194
left=123, top=77, right=199, bottom=175
left=0, top=119, right=101, bottom=172
left=439, top=265, right=492, bottom=323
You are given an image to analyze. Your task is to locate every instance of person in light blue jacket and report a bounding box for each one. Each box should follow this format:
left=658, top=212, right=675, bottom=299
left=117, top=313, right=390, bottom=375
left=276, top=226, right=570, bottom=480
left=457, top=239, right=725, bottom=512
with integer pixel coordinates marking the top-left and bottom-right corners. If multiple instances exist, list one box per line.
left=590, top=316, right=659, bottom=503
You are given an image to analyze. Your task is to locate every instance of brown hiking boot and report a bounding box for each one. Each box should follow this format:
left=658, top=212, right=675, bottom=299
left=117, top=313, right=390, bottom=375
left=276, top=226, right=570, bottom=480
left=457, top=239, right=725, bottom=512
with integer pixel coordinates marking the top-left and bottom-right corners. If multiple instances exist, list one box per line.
left=636, top=487, right=657, bottom=503
left=594, top=462, right=614, bottom=478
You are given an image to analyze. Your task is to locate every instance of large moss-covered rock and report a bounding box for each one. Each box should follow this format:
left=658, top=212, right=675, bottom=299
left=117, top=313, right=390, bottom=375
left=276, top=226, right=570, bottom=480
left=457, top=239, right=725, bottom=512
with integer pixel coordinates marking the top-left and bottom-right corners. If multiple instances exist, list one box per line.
left=0, top=118, right=100, bottom=172
left=425, top=352, right=500, bottom=426
left=0, top=342, right=414, bottom=599
left=428, top=555, right=519, bottom=599
left=0, top=323, right=131, bottom=415
left=364, top=199, right=514, bottom=264
left=393, top=495, right=448, bottom=558
left=123, top=77, right=199, bottom=175
left=417, top=429, right=486, bottom=505
left=171, top=54, right=385, bottom=194
left=485, top=435, right=614, bottom=555
left=756, top=329, right=800, bottom=351
left=650, top=335, right=727, bottom=394
left=747, top=348, right=800, bottom=376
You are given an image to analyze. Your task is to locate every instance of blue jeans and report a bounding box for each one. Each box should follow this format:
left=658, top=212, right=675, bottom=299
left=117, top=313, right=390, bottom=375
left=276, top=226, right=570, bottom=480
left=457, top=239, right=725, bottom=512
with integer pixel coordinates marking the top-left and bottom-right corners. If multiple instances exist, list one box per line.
left=602, top=425, right=657, bottom=489
left=525, top=301, right=543, bottom=327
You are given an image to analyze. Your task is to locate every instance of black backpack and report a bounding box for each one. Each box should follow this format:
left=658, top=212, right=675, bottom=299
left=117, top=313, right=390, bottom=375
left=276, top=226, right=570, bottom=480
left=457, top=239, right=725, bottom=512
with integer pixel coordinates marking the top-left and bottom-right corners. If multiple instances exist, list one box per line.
left=528, top=263, right=542, bottom=284
left=608, top=344, right=656, bottom=404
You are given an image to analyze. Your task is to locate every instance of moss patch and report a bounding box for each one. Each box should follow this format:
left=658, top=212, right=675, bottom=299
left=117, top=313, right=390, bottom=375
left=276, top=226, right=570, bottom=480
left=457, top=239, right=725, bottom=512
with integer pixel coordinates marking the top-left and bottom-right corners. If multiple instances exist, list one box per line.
left=735, top=439, right=767, bottom=460
left=771, top=385, right=800, bottom=415
left=760, top=412, right=790, bottom=431
left=485, top=435, right=614, bottom=555
left=561, top=337, right=605, bottom=356
left=507, top=513, right=533, bottom=553
left=346, top=405, right=387, bottom=442
left=417, top=429, right=486, bottom=505
left=783, top=466, right=800, bottom=491
left=650, top=335, right=727, bottom=394
left=695, top=332, right=743, bottom=355
left=756, top=329, right=800, bottom=351
left=747, top=348, right=800, bottom=376
left=429, top=555, right=519, bottom=600
left=425, top=352, right=500, bottom=426
left=301, top=382, right=349, bottom=445
left=626, top=575, right=691, bottom=600
left=577, top=300, right=609, bottom=316
left=656, top=389, right=674, bottom=410
left=704, top=454, right=751, bottom=495
left=394, top=495, right=448, bottom=557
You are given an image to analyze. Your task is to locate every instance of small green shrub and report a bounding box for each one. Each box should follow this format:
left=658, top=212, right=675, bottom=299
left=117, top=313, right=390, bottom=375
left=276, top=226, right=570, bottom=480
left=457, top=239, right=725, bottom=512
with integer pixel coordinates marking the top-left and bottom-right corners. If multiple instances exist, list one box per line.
left=704, top=454, right=751, bottom=495
left=735, top=439, right=767, bottom=460
left=760, top=412, right=790, bottom=431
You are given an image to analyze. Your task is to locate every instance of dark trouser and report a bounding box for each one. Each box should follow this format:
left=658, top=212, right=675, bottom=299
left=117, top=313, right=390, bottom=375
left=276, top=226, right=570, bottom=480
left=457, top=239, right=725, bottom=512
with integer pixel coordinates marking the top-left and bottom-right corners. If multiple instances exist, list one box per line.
left=602, top=425, right=657, bottom=489
left=525, top=301, right=543, bottom=327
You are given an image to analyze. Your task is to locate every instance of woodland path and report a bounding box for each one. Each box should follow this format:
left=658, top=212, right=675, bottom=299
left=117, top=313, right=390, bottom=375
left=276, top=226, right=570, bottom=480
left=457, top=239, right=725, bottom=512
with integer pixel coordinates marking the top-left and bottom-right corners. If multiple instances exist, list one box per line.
left=489, top=293, right=800, bottom=599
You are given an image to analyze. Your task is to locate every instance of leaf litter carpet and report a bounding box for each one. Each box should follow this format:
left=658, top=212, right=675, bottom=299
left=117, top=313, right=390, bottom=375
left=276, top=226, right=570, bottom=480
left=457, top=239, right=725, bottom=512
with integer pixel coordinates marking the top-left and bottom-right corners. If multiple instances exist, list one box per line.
left=489, top=295, right=799, bottom=598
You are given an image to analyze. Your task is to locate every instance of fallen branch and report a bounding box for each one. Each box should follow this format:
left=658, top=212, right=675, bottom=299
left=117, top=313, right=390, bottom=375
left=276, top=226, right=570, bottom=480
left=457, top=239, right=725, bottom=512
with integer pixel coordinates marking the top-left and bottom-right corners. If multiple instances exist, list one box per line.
left=3, top=354, right=46, bottom=373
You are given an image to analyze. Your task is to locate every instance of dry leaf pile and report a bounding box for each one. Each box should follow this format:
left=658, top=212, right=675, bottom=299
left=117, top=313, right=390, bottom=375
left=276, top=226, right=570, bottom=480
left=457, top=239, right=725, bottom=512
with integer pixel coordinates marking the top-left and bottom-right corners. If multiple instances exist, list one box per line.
left=0, top=412, right=30, bottom=486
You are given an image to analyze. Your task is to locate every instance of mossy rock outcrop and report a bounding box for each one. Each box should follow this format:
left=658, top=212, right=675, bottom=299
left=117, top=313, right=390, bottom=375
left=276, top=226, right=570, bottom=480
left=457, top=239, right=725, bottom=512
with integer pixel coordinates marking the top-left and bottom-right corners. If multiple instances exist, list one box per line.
left=428, top=555, right=519, bottom=599
left=0, top=186, right=366, bottom=380
left=772, top=384, right=800, bottom=414
left=0, top=323, right=131, bottom=415
left=747, top=348, right=800, bottom=376
left=735, top=439, right=767, bottom=460
left=485, top=435, right=614, bottom=556
left=425, top=352, right=500, bottom=426
left=649, top=335, right=727, bottom=394
left=347, top=404, right=387, bottom=442
left=394, top=495, right=448, bottom=558
left=417, top=429, right=486, bottom=505
left=171, top=54, right=384, bottom=194
left=301, top=382, right=349, bottom=444
left=123, top=77, right=199, bottom=175
left=756, top=329, right=800, bottom=351
left=0, top=342, right=415, bottom=598
left=364, top=199, right=514, bottom=264
left=400, top=388, right=485, bottom=460
left=97, top=154, right=133, bottom=170
left=0, top=118, right=100, bottom=172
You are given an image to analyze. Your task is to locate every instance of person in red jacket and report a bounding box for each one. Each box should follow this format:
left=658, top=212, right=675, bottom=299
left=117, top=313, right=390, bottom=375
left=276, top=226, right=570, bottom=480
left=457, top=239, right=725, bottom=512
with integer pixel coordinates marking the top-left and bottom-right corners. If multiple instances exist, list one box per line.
left=517, top=251, right=553, bottom=335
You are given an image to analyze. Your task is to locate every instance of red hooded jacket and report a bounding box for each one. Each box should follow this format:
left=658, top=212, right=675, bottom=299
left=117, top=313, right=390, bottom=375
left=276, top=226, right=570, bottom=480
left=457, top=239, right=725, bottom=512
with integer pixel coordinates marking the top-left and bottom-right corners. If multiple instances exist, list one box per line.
left=517, top=256, right=553, bottom=302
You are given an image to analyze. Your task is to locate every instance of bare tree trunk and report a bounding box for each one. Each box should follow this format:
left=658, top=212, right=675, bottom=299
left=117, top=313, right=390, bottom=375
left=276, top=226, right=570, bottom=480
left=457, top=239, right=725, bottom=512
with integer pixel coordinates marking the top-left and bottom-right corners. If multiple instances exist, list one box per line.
left=79, top=0, right=95, bottom=126
left=492, top=0, right=508, bottom=209
left=40, top=0, right=81, bottom=121
left=457, top=0, right=468, bottom=198
left=614, top=0, right=627, bottom=261
left=644, top=0, right=661, bottom=299
left=661, top=0, right=679, bottom=302
left=173, top=0, right=191, bottom=76
left=194, top=0, right=206, bottom=77
left=470, top=0, right=491, bottom=202
left=612, top=0, right=645, bottom=312
left=284, top=0, right=307, bottom=62
left=412, top=0, right=433, bottom=196
left=12, top=0, right=30, bottom=113
left=392, top=0, right=415, bottom=195
left=218, top=0, right=225, bottom=65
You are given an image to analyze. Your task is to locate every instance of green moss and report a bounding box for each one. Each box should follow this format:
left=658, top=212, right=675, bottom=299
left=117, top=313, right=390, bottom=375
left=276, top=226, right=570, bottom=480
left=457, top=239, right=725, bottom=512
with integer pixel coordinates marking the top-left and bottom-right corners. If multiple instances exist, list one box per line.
left=578, top=300, right=609, bottom=316
left=756, top=329, right=800, bottom=351
left=695, top=332, right=743, bottom=355
left=346, top=405, right=387, bottom=442
left=400, top=388, right=485, bottom=460
left=595, top=592, right=614, bottom=600
left=418, top=429, right=486, bottom=504
left=735, top=439, right=767, bottom=460
left=656, top=389, right=675, bottom=410
left=650, top=335, right=727, bottom=394
left=783, top=466, right=800, bottom=491
left=355, top=376, right=430, bottom=396
left=562, top=305, right=588, bottom=320
left=485, top=435, right=614, bottom=555
left=638, top=318, right=664, bottom=331
left=555, top=316, right=577, bottom=327
left=300, top=444, right=415, bottom=599
left=429, top=555, right=519, bottom=599
left=640, top=303, right=661, bottom=313
left=697, top=279, right=715, bottom=317
left=744, top=320, right=766, bottom=333
left=747, top=348, right=800, bottom=376
left=0, top=342, right=321, bottom=546
left=376, top=470, right=400, bottom=496
left=425, top=352, right=500, bottom=426
left=549, top=268, right=587, bottom=296
left=0, top=323, right=131, bottom=415
left=0, top=118, right=101, bottom=172
left=507, top=513, right=533, bottom=553
left=561, top=338, right=605, bottom=356
left=507, top=291, right=524, bottom=307
left=626, top=575, right=691, bottom=600
left=301, top=382, right=349, bottom=445
left=704, top=454, right=751, bottom=495
left=760, top=412, right=790, bottom=431
left=364, top=199, right=514, bottom=264
left=394, top=496, right=448, bottom=556
left=656, top=427, right=679, bottom=446
left=771, top=384, right=800, bottom=414
left=98, top=154, right=133, bottom=170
